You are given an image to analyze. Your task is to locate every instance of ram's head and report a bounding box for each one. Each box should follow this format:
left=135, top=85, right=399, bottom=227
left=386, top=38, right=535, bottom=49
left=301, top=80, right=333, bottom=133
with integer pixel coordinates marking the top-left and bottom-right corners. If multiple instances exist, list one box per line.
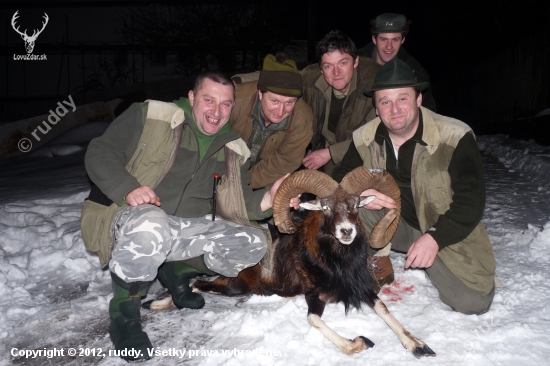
left=273, top=167, right=401, bottom=247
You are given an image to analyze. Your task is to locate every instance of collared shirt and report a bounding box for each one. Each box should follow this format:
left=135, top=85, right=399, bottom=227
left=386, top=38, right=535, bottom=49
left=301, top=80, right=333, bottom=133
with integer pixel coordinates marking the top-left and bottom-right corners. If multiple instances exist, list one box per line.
left=332, top=88, right=349, bottom=99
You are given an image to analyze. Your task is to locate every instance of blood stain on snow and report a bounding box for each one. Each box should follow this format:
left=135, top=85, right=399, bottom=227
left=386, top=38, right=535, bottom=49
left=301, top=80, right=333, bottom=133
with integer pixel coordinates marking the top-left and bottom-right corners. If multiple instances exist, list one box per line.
left=380, top=281, right=415, bottom=302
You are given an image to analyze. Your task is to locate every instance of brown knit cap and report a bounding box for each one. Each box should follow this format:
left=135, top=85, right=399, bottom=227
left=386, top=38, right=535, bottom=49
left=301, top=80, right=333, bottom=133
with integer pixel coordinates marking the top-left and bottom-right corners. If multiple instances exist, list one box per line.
left=257, top=53, right=303, bottom=97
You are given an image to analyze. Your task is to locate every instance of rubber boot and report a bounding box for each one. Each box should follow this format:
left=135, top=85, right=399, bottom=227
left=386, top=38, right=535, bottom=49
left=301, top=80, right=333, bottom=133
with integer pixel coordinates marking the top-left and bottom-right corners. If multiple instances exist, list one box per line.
left=367, top=255, right=395, bottom=294
left=109, top=272, right=153, bottom=361
left=157, top=259, right=208, bottom=309
left=180, top=255, right=216, bottom=276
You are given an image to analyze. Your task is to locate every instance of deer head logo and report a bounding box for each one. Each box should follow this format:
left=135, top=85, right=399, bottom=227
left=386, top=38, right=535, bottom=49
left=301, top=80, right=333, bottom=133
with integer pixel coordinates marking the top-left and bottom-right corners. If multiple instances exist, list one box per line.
left=11, top=10, right=49, bottom=54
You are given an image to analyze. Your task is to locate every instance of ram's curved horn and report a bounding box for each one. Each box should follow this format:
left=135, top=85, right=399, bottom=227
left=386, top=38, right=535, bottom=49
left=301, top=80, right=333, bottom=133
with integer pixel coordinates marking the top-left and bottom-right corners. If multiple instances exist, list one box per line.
left=273, top=170, right=338, bottom=234
left=340, top=167, right=401, bottom=248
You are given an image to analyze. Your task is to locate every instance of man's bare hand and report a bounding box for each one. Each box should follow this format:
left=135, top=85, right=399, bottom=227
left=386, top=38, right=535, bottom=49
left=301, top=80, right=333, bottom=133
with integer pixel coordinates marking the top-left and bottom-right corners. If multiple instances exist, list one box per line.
left=289, top=194, right=301, bottom=210
left=359, top=188, right=396, bottom=210
left=405, top=234, right=439, bottom=269
left=125, top=185, right=161, bottom=207
left=261, top=173, right=301, bottom=211
left=302, top=148, right=331, bottom=170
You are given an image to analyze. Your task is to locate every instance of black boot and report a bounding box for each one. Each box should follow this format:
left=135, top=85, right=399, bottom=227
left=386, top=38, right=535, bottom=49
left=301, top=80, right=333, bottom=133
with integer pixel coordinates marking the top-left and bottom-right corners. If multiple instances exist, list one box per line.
left=109, top=272, right=153, bottom=361
left=180, top=255, right=216, bottom=276
left=157, top=259, right=208, bottom=309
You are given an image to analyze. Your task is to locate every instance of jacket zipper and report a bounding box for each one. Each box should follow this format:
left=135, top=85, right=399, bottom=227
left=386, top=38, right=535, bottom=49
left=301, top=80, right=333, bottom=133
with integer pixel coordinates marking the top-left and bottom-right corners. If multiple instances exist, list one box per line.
left=129, top=143, right=147, bottom=174
left=174, top=125, right=219, bottom=212
left=395, top=154, right=399, bottom=170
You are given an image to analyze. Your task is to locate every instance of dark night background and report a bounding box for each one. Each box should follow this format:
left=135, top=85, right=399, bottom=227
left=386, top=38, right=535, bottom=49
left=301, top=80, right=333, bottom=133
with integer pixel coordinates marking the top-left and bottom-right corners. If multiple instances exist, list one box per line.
left=1, top=0, right=549, bottom=152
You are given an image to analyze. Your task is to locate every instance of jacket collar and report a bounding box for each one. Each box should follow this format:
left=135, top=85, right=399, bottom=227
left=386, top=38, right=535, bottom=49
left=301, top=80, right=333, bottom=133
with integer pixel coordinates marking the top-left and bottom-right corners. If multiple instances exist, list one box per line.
left=419, top=107, right=439, bottom=153
left=314, top=66, right=358, bottom=101
left=171, top=97, right=193, bottom=128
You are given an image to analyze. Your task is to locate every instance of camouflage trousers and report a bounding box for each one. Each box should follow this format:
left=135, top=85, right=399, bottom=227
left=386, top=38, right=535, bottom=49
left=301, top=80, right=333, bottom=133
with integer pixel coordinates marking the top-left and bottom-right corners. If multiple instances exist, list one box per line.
left=109, top=204, right=267, bottom=282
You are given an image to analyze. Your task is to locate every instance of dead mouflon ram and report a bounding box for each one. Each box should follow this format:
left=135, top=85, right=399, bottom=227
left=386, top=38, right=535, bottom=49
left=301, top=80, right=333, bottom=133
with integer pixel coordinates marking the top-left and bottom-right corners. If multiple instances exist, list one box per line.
left=191, top=167, right=435, bottom=358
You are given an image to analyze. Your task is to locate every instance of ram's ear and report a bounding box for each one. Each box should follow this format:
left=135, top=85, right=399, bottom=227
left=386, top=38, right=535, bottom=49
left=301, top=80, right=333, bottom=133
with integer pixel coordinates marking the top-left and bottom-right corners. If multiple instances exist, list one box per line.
left=358, top=195, right=376, bottom=207
left=299, top=200, right=322, bottom=211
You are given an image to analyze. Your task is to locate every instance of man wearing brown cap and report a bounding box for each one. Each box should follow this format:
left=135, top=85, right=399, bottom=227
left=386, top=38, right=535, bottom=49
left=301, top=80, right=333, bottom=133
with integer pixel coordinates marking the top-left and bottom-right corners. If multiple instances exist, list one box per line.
left=333, top=59, right=495, bottom=315
left=300, top=30, right=381, bottom=176
left=358, top=13, right=437, bottom=111
left=231, top=54, right=313, bottom=189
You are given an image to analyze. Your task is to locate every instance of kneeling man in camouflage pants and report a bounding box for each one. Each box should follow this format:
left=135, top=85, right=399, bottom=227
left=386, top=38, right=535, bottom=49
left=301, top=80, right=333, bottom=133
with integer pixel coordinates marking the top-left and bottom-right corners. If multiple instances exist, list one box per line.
left=82, top=71, right=297, bottom=361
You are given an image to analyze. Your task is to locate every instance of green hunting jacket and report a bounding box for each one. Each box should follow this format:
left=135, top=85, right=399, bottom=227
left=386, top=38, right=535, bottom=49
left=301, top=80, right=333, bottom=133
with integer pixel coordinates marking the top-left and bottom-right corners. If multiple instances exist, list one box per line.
left=351, top=107, right=495, bottom=295
left=81, top=100, right=267, bottom=267
left=301, top=56, right=381, bottom=165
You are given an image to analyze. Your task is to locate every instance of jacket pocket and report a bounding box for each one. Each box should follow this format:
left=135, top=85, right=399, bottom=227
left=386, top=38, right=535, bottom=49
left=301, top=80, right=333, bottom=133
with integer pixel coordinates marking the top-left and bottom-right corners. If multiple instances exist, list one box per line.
left=423, top=169, right=451, bottom=214
left=128, top=143, right=168, bottom=173
left=81, top=200, right=122, bottom=268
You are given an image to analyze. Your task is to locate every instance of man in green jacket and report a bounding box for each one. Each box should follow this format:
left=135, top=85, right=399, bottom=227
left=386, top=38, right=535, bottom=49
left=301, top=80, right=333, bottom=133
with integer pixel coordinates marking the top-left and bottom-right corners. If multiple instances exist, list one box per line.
left=333, top=59, right=496, bottom=315
left=301, top=30, right=381, bottom=176
left=357, top=13, right=437, bottom=111
left=231, top=53, right=313, bottom=189
left=82, top=71, right=295, bottom=360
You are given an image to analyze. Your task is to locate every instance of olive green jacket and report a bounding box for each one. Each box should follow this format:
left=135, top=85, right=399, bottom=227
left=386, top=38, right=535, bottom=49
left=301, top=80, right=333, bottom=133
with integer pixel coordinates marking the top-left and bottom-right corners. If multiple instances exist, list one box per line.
left=81, top=100, right=267, bottom=268
left=231, top=81, right=313, bottom=189
left=301, top=56, right=381, bottom=165
left=352, top=107, right=496, bottom=295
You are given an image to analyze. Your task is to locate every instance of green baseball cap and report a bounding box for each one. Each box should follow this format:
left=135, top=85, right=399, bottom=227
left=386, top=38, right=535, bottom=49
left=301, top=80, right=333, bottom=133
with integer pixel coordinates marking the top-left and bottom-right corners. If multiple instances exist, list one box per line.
left=363, top=58, right=428, bottom=97
left=370, top=13, right=411, bottom=35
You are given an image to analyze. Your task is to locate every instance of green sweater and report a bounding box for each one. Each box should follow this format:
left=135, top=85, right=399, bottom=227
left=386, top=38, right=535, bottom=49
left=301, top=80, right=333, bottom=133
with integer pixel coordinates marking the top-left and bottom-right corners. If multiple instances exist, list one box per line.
left=173, top=97, right=232, bottom=162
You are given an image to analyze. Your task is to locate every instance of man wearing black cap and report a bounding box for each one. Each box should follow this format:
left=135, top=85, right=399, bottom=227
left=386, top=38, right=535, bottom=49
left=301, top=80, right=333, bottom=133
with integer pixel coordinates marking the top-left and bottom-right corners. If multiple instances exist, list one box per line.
left=358, top=13, right=437, bottom=112
left=333, top=59, right=496, bottom=315
left=231, top=54, right=313, bottom=189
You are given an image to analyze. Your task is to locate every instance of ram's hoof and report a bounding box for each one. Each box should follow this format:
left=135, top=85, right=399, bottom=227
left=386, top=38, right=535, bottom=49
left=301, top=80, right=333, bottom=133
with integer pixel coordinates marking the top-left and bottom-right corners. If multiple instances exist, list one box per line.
left=343, top=336, right=375, bottom=354
left=359, top=336, right=375, bottom=349
left=412, top=345, right=436, bottom=358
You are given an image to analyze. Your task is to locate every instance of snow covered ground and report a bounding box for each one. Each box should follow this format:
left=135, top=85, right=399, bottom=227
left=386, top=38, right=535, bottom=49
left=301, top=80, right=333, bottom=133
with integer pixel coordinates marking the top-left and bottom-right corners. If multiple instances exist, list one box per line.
left=1, top=132, right=550, bottom=366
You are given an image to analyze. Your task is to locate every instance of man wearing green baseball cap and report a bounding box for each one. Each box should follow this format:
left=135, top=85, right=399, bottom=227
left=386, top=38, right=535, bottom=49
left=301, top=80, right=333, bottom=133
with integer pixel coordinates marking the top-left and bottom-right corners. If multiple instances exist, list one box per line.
left=231, top=53, right=313, bottom=189
left=357, top=13, right=437, bottom=112
left=333, top=58, right=496, bottom=315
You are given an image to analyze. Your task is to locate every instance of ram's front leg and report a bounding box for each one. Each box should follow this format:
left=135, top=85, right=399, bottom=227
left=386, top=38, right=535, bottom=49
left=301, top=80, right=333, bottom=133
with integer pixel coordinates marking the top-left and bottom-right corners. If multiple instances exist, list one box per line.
left=372, top=297, right=436, bottom=358
left=305, top=291, right=374, bottom=355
